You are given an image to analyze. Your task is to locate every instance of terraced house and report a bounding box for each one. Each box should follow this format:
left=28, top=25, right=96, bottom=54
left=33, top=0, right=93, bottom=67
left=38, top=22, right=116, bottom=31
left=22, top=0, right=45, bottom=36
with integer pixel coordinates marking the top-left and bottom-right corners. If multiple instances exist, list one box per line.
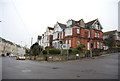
left=38, top=27, right=54, bottom=49
left=52, top=19, right=103, bottom=50
left=0, top=37, right=25, bottom=56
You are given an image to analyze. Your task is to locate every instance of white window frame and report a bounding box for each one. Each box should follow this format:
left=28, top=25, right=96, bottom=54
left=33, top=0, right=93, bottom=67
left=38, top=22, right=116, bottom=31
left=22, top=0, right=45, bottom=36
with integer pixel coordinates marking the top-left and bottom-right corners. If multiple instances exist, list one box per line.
left=61, top=32, right=63, bottom=39
left=88, top=42, right=90, bottom=50
left=98, top=33, right=100, bottom=38
left=69, top=40, right=71, bottom=47
left=65, top=28, right=72, bottom=36
left=88, top=31, right=90, bottom=38
left=53, top=32, right=58, bottom=39
left=97, top=42, right=99, bottom=49
left=67, top=20, right=72, bottom=27
left=95, top=33, right=97, bottom=37
left=66, top=40, right=68, bottom=44
left=94, top=42, right=96, bottom=48
left=77, top=29, right=80, bottom=34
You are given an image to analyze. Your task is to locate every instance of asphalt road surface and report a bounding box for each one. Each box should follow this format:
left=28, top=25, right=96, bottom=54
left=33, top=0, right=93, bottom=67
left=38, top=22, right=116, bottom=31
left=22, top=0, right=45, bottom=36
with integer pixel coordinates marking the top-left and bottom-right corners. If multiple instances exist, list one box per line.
left=2, top=53, right=119, bottom=79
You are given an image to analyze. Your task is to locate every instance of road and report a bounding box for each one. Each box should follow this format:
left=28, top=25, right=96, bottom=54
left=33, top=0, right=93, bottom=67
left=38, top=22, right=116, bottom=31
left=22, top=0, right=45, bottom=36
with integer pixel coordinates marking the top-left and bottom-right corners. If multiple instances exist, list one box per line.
left=2, top=53, right=119, bottom=79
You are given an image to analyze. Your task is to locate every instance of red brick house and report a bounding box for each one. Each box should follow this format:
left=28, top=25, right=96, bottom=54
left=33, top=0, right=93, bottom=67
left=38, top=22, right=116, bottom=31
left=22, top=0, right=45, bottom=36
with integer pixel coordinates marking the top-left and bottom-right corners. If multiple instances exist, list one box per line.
left=52, top=19, right=103, bottom=50
left=103, top=30, right=120, bottom=49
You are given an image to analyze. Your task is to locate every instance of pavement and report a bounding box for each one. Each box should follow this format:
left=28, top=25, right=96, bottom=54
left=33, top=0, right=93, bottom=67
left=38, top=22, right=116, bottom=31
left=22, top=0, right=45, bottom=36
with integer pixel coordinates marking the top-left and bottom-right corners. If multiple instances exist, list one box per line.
left=0, top=57, right=2, bottom=80
left=2, top=53, right=119, bottom=79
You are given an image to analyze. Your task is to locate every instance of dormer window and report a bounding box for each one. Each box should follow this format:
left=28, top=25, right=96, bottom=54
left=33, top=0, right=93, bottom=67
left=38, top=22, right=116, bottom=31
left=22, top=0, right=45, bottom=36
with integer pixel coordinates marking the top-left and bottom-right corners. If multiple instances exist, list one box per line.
left=67, top=20, right=72, bottom=27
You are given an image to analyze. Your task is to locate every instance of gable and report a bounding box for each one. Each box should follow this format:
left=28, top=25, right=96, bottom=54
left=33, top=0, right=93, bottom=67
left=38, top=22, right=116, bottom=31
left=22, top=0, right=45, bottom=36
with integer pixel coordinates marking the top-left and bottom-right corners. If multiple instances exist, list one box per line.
left=54, top=23, right=62, bottom=32
left=92, top=20, right=102, bottom=30
left=79, top=19, right=85, bottom=27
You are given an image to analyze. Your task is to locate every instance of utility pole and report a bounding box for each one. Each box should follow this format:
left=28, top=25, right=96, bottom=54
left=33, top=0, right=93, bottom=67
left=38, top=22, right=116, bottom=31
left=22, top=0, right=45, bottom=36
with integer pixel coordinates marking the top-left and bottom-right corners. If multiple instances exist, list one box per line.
left=60, top=40, right=63, bottom=56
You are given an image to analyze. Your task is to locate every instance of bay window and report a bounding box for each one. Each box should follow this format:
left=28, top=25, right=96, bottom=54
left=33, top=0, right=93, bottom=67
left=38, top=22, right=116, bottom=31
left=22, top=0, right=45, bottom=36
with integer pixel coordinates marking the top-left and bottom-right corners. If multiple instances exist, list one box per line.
left=65, top=28, right=72, bottom=36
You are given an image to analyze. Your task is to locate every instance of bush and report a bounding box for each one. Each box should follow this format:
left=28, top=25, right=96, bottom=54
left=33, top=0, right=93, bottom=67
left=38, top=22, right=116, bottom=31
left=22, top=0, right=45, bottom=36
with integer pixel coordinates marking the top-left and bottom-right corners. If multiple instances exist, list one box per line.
left=49, top=48, right=61, bottom=54
left=42, top=50, right=47, bottom=54
left=62, top=49, right=68, bottom=55
left=92, top=49, right=104, bottom=56
left=108, top=47, right=120, bottom=53
left=77, top=44, right=85, bottom=50
left=69, top=48, right=78, bottom=54
left=1, top=54, right=5, bottom=57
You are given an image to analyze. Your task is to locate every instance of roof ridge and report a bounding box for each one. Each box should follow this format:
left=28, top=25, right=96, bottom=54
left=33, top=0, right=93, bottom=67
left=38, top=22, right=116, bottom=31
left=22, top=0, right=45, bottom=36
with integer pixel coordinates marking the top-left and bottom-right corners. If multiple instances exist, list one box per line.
left=103, top=30, right=117, bottom=33
left=86, top=19, right=97, bottom=24
left=57, top=22, right=66, bottom=26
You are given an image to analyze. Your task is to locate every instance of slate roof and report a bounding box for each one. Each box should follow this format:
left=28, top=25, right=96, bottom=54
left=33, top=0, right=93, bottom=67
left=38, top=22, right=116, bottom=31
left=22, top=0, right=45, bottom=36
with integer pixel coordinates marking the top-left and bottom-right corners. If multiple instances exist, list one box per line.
left=74, top=19, right=85, bottom=27
left=57, top=22, right=66, bottom=29
left=48, top=27, right=54, bottom=30
left=103, top=30, right=117, bottom=35
left=0, top=37, right=14, bottom=45
left=0, top=37, right=24, bottom=47
left=85, top=19, right=97, bottom=27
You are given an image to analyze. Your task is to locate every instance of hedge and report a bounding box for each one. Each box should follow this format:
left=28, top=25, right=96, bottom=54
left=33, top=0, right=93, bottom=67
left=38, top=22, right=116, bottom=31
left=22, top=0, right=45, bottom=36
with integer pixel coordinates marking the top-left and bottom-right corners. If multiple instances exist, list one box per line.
left=49, top=48, right=61, bottom=54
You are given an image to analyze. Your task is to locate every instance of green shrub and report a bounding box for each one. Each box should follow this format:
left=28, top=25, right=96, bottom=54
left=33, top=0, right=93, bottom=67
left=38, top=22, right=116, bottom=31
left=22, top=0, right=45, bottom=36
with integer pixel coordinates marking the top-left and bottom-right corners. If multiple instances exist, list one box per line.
left=77, top=44, right=85, bottom=50
left=62, top=49, right=68, bottom=55
left=42, top=50, right=47, bottom=54
left=1, top=54, right=5, bottom=57
left=69, top=48, right=78, bottom=54
left=92, top=49, right=104, bottom=56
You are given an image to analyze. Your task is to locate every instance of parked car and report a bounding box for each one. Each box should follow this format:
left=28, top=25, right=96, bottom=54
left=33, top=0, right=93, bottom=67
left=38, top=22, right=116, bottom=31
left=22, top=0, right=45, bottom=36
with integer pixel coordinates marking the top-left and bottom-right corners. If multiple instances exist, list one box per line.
left=16, top=54, right=26, bottom=60
left=9, top=54, right=16, bottom=57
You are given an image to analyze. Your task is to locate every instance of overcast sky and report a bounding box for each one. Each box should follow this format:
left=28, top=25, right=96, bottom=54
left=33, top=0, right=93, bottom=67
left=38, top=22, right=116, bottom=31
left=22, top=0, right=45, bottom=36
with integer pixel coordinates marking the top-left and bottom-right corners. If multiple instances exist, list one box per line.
left=0, top=0, right=119, bottom=48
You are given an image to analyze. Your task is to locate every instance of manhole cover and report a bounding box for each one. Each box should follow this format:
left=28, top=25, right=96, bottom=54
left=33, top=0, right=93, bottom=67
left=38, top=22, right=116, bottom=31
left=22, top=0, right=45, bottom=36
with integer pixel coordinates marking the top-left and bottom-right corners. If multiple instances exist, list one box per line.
left=52, top=67, right=59, bottom=69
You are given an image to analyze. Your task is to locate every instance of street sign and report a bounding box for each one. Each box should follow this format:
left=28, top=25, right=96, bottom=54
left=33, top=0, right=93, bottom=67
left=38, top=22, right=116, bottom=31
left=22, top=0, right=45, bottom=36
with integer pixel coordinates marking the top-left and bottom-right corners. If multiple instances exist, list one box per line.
left=62, top=44, right=70, bottom=49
